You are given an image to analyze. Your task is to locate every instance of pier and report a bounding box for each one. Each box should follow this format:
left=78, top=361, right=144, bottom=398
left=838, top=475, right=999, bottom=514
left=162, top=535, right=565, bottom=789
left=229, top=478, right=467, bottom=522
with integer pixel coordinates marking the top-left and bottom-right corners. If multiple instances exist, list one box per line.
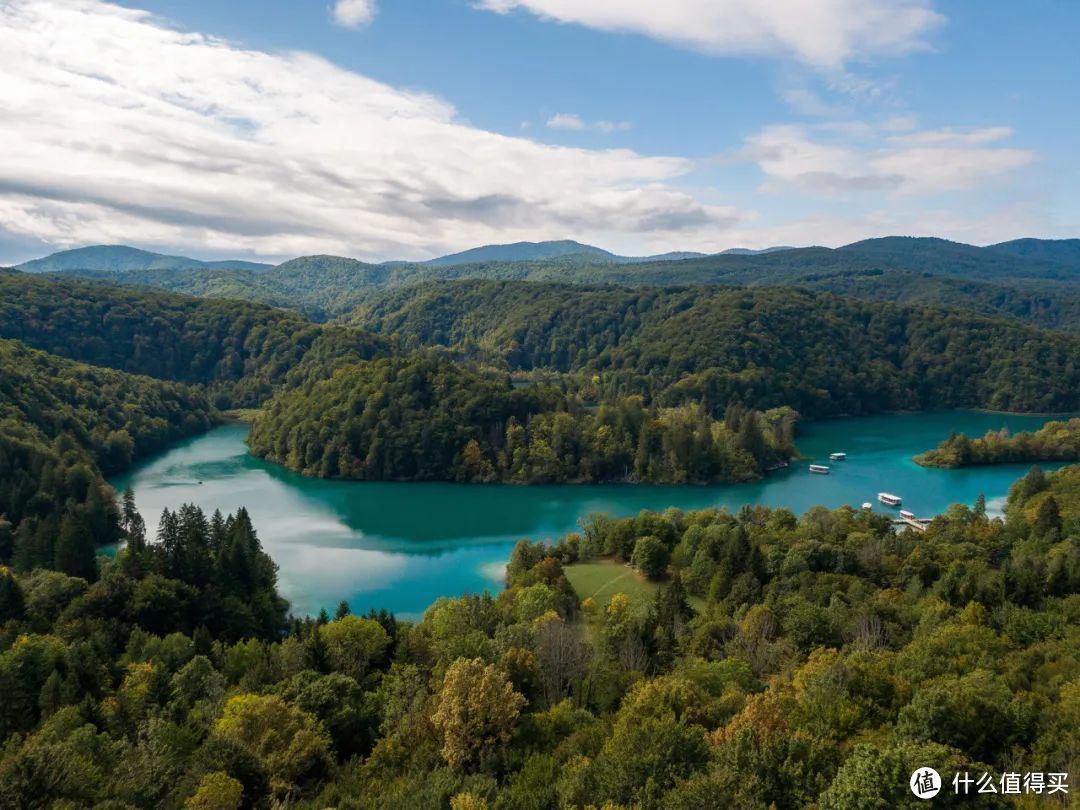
left=893, top=514, right=933, bottom=533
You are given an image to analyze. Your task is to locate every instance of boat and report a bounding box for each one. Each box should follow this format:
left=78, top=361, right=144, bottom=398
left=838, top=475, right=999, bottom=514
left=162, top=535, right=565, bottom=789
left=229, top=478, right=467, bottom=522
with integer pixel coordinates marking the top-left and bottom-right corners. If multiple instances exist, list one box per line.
left=809, top=464, right=830, bottom=474
left=878, top=492, right=902, bottom=507
left=829, top=452, right=847, bottom=461
left=899, top=510, right=916, bottom=520
left=861, top=502, right=873, bottom=511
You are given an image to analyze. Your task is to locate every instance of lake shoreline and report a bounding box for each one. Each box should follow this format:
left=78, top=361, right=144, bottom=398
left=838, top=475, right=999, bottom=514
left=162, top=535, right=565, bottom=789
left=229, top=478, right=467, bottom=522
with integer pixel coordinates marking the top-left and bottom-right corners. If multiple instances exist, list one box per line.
left=109, top=410, right=1071, bottom=618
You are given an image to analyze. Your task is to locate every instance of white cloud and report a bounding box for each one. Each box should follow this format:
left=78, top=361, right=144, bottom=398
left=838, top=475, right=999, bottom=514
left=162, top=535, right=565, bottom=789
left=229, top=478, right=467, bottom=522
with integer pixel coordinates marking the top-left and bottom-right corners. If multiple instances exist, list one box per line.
left=0, top=0, right=738, bottom=261
left=477, top=0, right=944, bottom=68
left=546, top=113, right=585, bottom=130
left=332, top=0, right=377, bottom=29
left=744, top=124, right=1035, bottom=196
left=546, top=113, right=631, bottom=133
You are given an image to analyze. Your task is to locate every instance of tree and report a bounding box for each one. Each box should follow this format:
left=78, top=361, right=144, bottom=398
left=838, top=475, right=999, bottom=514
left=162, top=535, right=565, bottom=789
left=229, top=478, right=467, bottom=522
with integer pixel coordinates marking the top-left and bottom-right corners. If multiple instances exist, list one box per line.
left=896, top=670, right=1020, bottom=762
left=185, top=771, right=243, bottom=810
left=632, top=536, right=670, bottom=580
left=53, top=511, right=97, bottom=581
left=1034, top=495, right=1062, bottom=538
left=0, top=567, right=24, bottom=622
left=819, top=741, right=977, bottom=810
left=431, top=658, right=527, bottom=770
left=334, top=599, right=351, bottom=620
left=0, top=515, right=13, bottom=564
left=212, top=694, right=331, bottom=798
left=450, top=794, right=489, bottom=810
left=318, top=615, right=391, bottom=683
left=275, top=671, right=377, bottom=758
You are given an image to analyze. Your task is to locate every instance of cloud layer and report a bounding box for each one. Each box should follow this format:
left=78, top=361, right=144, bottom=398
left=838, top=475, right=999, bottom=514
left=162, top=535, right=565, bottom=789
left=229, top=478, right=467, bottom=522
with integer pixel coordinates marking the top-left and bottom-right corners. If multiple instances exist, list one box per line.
left=744, top=124, right=1035, bottom=196
left=0, top=0, right=733, bottom=260
left=477, top=0, right=944, bottom=68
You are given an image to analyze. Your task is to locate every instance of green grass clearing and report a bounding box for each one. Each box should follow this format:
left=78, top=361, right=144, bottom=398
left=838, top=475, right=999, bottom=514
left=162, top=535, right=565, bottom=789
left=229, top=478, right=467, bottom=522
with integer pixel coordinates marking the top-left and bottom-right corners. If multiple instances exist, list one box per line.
left=564, top=558, right=706, bottom=616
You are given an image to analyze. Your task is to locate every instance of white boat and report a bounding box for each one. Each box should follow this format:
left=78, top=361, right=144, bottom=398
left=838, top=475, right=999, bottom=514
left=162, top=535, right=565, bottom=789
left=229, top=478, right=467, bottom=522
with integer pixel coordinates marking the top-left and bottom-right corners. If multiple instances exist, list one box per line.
left=878, top=492, right=902, bottom=507
left=809, top=464, right=830, bottom=474
left=829, top=452, right=847, bottom=461
left=861, top=502, right=873, bottom=511
left=899, top=510, right=916, bottom=520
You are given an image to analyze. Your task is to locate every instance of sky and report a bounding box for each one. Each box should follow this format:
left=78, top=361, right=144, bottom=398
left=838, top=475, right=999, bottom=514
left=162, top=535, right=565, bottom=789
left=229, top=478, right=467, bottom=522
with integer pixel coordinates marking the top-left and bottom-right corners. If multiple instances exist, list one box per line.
left=0, top=0, right=1077, bottom=264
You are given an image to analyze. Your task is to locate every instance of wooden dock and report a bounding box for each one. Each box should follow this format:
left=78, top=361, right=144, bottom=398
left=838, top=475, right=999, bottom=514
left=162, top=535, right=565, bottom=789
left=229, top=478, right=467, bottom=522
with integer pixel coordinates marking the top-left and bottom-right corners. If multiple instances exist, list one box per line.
left=893, top=515, right=933, bottom=533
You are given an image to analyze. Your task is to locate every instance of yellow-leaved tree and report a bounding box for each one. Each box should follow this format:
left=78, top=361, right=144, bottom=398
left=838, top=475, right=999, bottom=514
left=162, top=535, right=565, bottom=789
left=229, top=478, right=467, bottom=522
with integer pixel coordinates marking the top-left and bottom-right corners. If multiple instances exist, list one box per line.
left=431, top=657, right=526, bottom=770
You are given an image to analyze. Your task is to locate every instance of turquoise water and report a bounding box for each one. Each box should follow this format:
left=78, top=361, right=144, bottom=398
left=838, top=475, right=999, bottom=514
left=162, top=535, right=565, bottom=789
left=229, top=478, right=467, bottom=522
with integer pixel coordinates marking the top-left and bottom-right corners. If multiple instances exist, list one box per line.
left=109, top=411, right=1070, bottom=619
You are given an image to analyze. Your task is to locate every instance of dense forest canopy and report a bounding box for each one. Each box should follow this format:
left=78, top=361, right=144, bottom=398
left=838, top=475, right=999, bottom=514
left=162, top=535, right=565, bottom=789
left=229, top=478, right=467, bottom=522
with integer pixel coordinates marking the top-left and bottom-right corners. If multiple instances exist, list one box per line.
left=1, top=461, right=1078, bottom=807
left=0, top=338, right=216, bottom=575
left=915, top=418, right=1080, bottom=468
left=0, top=272, right=389, bottom=407
left=247, top=352, right=797, bottom=483
left=347, top=281, right=1080, bottom=416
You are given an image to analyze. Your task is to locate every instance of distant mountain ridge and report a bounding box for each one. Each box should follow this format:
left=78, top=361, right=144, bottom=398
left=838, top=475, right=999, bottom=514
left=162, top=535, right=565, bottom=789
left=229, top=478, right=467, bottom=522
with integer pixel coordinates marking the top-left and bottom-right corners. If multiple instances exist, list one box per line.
left=19, top=236, right=1080, bottom=276
left=987, top=238, right=1080, bottom=266
left=418, top=239, right=802, bottom=265
left=417, top=239, right=717, bottom=266
left=719, top=246, right=797, bottom=256
left=15, top=244, right=272, bottom=273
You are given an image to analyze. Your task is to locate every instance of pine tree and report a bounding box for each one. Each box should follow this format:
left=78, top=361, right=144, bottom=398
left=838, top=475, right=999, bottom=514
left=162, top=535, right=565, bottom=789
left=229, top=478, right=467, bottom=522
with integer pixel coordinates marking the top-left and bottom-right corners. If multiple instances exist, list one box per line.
left=974, top=492, right=987, bottom=518
left=121, top=486, right=139, bottom=534
left=0, top=515, right=13, bottom=564
left=1034, top=496, right=1062, bottom=539
left=335, top=599, right=351, bottom=620
left=0, top=567, right=24, bottom=622
left=54, top=510, right=97, bottom=581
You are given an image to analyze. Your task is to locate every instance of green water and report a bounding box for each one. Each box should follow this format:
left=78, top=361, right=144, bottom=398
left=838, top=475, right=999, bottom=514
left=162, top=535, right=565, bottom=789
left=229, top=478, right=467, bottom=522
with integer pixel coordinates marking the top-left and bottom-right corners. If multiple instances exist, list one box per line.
left=109, top=411, right=1071, bottom=619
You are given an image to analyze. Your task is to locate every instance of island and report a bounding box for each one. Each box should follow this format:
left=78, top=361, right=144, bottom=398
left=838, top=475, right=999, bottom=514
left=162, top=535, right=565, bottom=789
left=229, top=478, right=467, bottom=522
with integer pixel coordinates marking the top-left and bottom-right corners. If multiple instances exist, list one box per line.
left=914, top=418, right=1080, bottom=468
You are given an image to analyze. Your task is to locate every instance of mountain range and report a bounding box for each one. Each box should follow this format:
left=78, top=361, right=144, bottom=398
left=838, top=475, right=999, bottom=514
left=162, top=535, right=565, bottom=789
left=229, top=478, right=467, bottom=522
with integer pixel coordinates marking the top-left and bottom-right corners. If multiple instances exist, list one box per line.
left=15, top=236, right=1080, bottom=276
left=10, top=235, right=1080, bottom=331
left=14, top=244, right=272, bottom=273
left=16, top=239, right=800, bottom=273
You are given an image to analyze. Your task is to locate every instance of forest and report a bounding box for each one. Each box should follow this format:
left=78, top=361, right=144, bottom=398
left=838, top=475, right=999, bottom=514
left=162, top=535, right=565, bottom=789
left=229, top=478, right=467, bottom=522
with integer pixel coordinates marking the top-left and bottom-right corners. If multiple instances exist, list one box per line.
left=248, top=352, right=796, bottom=483
left=2, top=255, right=1080, bottom=807
left=0, top=461, right=1078, bottom=808
left=348, top=280, right=1080, bottom=416
left=0, top=337, right=215, bottom=583
left=916, top=418, right=1080, bottom=468
left=0, top=271, right=388, bottom=408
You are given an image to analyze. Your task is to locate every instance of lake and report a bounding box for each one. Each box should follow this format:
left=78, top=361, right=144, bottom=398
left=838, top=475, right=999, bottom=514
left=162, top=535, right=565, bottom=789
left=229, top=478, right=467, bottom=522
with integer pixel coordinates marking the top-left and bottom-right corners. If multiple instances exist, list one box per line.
left=109, top=411, right=1070, bottom=619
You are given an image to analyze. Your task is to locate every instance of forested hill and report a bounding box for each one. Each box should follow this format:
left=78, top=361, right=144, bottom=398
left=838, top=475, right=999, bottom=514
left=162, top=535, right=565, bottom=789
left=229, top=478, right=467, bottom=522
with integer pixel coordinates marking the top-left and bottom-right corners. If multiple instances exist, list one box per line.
left=987, top=237, right=1080, bottom=265
left=0, top=338, right=215, bottom=572
left=248, top=352, right=797, bottom=484
left=15, top=244, right=270, bottom=273
left=420, top=239, right=710, bottom=266
left=50, top=235, right=1080, bottom=328
left=0, top=271, right=389, bottom=407
left=348, top=280, right=1080, bottom=416
left=782, top=270, right=1080, bottom=333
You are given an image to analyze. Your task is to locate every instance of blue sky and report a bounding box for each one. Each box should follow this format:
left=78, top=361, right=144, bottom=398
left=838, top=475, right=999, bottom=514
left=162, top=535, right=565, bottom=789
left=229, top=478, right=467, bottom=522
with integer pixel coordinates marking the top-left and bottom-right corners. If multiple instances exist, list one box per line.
left=0, top=0, right=1076, bottom=263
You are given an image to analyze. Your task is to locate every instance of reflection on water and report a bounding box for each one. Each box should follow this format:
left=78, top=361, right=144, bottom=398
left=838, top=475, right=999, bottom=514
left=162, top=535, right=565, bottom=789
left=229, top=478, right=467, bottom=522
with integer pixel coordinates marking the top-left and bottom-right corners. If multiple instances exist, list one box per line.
left=109, top=411, right=1070, bottom=618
